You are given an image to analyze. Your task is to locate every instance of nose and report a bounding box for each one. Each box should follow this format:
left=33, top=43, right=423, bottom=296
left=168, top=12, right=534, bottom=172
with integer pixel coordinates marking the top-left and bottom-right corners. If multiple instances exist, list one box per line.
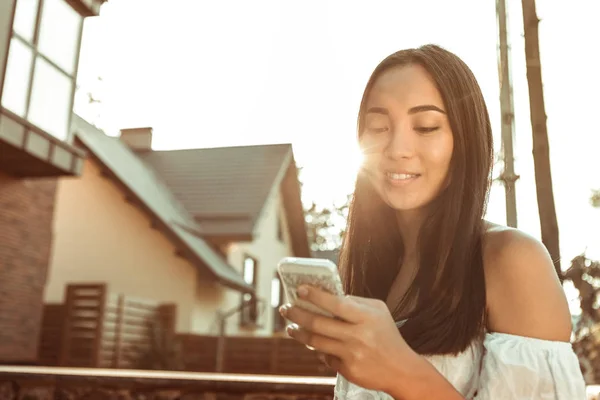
left=384, top=124, right=414, bottom=160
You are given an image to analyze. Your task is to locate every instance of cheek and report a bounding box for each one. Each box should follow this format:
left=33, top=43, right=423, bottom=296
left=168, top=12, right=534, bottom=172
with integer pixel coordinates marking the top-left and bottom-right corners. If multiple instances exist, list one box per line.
left=425, top=133, right=453, bottom=176
left=359, top=135, right=385, bottom=156
left=360, top=153, right=382, bottom=183
left=359, top=137, right=384, bottom=173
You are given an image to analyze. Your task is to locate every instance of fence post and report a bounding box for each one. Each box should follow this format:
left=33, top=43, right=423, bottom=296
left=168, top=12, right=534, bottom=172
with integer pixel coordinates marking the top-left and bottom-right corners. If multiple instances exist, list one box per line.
left=94, top=284, right=107, bottom=367
left=216, top=314, right=225, bottom=373
left=59, top=283, right=106, bottom=367
left=58, top=285, right=75, bottom=366
left=157, top=303, right=177, bottom=335
left=112, top=294, right=124, bottom=368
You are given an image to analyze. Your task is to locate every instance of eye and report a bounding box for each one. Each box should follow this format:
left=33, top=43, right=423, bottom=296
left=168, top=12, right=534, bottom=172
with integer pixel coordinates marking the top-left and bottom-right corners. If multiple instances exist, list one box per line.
left=367, top=126, right=389, bottom=134
left=364, top=112, right=390, bottom=134
left=414, top=126, right=439, bottom=134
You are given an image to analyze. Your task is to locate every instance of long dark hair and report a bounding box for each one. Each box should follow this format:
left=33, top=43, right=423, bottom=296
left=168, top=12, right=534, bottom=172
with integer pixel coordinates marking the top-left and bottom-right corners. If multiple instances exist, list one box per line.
left=339, top=44, right=494, bottom=355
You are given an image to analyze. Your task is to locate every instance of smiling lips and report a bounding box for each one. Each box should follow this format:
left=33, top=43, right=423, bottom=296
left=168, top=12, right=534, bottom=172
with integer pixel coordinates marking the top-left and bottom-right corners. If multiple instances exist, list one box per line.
left=385, top=171, right=421, bottom=186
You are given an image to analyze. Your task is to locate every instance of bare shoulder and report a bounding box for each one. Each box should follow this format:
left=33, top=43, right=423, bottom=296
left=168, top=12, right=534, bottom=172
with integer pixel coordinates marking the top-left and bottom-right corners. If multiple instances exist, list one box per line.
left=482, top=221, right=572, bottom=341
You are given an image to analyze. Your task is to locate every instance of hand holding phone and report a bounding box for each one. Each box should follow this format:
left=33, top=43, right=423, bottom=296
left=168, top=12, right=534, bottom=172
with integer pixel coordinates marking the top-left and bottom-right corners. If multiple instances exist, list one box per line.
left=277, top=257, right=345, bottom=318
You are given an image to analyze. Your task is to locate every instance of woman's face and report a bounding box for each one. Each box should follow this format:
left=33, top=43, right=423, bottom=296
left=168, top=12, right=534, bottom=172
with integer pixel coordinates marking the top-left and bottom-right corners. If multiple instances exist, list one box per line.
left=359, top=64, right=454, bottom=213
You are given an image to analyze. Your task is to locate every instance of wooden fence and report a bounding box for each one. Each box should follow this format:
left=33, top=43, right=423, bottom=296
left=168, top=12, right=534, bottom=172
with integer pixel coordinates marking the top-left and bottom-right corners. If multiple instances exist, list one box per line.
left=179, top=334, right=332, bottom=376
left=39, top=283, right=176, bottom=369
left=39, top=283, right=333, bottom=376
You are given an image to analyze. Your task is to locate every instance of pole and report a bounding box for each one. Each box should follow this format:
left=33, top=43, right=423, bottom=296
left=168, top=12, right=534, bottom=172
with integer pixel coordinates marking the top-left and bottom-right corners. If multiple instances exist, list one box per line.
left=521, top=0, right=562, bottom=280
left=497, top=0, right=519, bottom=228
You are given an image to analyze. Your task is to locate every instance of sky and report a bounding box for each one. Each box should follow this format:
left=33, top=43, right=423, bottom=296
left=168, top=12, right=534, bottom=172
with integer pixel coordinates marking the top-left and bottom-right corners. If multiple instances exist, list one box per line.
left=73, top=0, right=600, bottom=310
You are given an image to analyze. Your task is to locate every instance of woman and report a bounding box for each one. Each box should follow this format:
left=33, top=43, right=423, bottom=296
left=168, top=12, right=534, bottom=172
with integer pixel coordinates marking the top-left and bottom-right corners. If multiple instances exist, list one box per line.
left=279, top=44, right=586, bottom=399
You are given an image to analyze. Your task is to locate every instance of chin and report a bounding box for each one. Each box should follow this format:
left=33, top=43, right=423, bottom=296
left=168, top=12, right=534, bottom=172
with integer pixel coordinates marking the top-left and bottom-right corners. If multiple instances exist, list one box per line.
left=385, top=199, right=427, bottom=212
left=377, top=187, right=436, bottom=213
left=376, top=186, right=421, bottom=210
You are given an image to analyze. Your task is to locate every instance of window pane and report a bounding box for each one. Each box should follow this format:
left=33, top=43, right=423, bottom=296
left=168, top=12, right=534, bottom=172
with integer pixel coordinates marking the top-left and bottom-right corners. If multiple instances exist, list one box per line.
left=243, top=258, right=255, bottom=285
left=13, top=0, right=40, bottom=43
left=271, top=277, right=281, bottom=307
left=1, top=38, right=34, bottom=117
left=28, top=57, right=72, bottom=140
left=38, top=0, right=82, bottom=74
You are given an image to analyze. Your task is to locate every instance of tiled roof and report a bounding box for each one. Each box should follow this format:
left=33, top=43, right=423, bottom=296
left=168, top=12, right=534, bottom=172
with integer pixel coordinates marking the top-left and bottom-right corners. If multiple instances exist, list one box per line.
left=136, top=144, right=291, bottom=237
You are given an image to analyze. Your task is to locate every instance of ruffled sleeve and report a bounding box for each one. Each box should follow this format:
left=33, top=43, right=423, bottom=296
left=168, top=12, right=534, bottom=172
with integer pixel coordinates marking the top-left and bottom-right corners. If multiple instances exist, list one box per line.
left=474, top=332, right=586, bottom=399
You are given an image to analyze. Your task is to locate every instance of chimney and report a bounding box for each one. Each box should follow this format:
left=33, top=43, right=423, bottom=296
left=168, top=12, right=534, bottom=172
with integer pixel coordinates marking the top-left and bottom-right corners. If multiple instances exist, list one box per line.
left=119, top=127, right=153, bottom=151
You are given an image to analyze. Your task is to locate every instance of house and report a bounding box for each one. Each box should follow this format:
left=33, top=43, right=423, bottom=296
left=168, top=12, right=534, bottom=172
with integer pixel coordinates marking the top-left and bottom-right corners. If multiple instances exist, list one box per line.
left=312, top=249, right=340, bottom=264
left=0, top=0, right=106, bottom=364
left=44, top=116, right=310, bottom=337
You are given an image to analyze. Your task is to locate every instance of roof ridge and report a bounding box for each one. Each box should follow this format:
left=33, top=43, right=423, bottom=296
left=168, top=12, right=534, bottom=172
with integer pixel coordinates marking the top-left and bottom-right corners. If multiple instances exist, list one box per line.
left=143, top=142, right=292, bottom=154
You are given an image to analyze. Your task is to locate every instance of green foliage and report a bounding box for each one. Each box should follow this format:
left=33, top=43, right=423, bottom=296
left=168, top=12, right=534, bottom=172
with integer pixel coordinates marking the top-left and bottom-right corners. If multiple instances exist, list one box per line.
left=565, top=255, right=600, bottom=383
left=297, top=165, right=351, bottom=252
left=591, top=189, right=600, bottom=208
left=304, top=196, right=350, bottom=252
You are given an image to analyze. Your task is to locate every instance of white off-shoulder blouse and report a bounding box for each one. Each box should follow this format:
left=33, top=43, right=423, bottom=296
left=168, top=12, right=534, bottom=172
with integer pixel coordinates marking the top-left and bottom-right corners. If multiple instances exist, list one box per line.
left=334, top=331, right=587, bottom=399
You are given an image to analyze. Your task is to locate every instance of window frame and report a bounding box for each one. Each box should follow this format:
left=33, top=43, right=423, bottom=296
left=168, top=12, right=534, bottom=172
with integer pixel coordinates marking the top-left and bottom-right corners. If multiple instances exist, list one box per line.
left=272, top=271, right=285, bottom=332
left=240, top=254, right=259, bottom=327
left=2, top=0, right=84, bottom=142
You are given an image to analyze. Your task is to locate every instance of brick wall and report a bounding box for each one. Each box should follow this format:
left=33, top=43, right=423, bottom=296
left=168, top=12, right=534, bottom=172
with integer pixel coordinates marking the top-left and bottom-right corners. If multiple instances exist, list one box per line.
left=0, top=171, right=57, bottom=363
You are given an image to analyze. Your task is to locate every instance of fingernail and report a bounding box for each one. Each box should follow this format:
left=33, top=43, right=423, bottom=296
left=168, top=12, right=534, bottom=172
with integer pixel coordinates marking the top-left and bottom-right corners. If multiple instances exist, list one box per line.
left=297, top=286, right=308, bottom=298
left=286, top=324, right=297, bottom=336
left=279, top=304, right=289, bottom=316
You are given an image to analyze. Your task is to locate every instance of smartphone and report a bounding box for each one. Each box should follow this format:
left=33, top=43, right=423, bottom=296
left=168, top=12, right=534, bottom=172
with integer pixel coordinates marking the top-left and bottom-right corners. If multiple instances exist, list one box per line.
left=277, top=257, right=345, bottom=318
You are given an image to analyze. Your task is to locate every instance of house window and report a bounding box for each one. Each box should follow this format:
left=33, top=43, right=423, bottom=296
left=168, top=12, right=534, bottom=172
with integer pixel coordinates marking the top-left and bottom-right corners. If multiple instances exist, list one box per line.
left=240, top=255, right=258, bottom=326
left=272, top=272, right=285, bottom=332
left=1, top=0, right=83, bottom=141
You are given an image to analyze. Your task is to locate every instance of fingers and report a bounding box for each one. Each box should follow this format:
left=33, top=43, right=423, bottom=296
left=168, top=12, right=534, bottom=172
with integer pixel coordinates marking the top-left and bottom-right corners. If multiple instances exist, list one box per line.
left=346, top=295, right=379, bottom=306
left=281, top=303, right=349, bottom=340
left=296, top=285, right=362, bottom=323
left=286, top=325, right=345, bottom=359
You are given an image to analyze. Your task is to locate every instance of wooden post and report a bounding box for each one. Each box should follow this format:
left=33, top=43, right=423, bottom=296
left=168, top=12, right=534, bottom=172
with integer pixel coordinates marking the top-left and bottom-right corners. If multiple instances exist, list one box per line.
left=58, top=285, right=74, bottom=366
left=157, top=303, right=177, bottom=334
left=94, top=284, right=107, bottom=367
left=216, top=313, right=226, bottom=373
left=112, top=294, right=124, bottom=368
left=497, top=0, right=519, bottom=227
left=521, top=0, right=562, bottom=280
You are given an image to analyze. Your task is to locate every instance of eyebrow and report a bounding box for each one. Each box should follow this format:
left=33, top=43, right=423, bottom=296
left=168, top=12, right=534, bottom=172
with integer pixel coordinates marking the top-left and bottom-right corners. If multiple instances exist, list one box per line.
left=366, top=104, right=446, bottom=115
left=409, top=104, right=446, bottom=114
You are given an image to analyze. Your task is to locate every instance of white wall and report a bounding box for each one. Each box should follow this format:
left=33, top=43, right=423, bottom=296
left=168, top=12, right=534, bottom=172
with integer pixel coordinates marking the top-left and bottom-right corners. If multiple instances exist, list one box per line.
left=192, top=186, right=294, bottom=336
